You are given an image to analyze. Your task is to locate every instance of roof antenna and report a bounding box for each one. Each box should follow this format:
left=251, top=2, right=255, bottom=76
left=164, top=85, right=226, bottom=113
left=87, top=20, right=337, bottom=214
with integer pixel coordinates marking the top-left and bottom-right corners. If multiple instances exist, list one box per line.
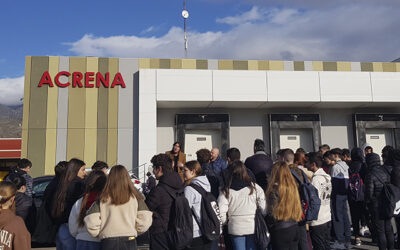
left=182, top=0, right=189, bottom=58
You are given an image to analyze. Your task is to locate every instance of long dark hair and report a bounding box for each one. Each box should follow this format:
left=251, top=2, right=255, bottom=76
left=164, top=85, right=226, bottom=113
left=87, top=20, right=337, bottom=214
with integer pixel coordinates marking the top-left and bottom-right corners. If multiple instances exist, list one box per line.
left=78, top=170, right=106, bottom=227
left=52, top=158, right=85, bottom=218
left=170, top=141, right=181, bottom=154
left=223, top=160, right=254, bottom=198
left=101, top=165, right=143, bottom=205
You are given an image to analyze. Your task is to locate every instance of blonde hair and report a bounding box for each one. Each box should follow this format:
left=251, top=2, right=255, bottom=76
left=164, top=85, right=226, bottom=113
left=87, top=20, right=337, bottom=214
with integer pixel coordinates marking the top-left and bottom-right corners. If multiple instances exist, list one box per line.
left=266, top=161, right=303, bottom=222
left=0, top=181, right=17, bottom=212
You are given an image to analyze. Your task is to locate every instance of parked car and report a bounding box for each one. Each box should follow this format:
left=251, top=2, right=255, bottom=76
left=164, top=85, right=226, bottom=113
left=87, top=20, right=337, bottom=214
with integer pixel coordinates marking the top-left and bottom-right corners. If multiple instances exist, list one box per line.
left=32, top=175, right=54, bottom=209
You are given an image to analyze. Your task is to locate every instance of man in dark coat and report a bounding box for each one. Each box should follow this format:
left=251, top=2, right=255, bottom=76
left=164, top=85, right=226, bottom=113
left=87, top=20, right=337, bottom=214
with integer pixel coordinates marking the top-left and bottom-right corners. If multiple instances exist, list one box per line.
left=146, top=154, right=184, bottom=250
left=365, top=152, right=394, bottom=250
left=244, top=139, right=273, bottom=191
left=210, top=148, right=227, bottom=176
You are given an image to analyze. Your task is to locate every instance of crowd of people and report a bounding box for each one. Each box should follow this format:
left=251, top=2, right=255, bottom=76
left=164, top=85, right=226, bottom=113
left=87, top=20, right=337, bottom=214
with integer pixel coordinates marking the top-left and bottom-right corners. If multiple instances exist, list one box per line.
left=1, top=139, right=400, bottom=250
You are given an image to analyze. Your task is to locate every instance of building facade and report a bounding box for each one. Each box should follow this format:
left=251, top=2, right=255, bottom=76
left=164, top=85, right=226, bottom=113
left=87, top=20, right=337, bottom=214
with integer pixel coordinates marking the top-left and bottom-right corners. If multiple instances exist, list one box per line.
left=22, top=56, right=400, bottom=178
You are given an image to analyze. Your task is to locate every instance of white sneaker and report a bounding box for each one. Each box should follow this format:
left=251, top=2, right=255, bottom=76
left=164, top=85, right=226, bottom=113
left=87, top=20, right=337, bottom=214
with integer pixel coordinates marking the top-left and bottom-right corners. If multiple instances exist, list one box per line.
left=331, top=241, right=346, bottom=249
left=359, top=226, right=369, bottom=236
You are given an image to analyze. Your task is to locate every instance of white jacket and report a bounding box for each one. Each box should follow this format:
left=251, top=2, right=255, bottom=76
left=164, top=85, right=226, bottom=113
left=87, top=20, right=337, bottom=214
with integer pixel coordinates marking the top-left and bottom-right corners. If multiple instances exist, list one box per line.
left=184, top=175, right=211, bottom=238
left=310, top=168, right=332, bottom=226
left=69, top=198, right=100, bottom=242
left=218, top=183, right=266, bottom=236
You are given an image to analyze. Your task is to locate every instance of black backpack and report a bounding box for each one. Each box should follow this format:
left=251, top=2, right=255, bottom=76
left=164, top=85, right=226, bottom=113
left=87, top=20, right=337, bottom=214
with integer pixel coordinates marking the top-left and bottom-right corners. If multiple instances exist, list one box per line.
left=162, top=186, right=193, bottom=249
left=290, top=168, right=321, bottom=222
left=373, top=167, right=400, bottom=218
left=189, top=184, right=221, bottom=241
left=348, top=172, right=365, bottom=201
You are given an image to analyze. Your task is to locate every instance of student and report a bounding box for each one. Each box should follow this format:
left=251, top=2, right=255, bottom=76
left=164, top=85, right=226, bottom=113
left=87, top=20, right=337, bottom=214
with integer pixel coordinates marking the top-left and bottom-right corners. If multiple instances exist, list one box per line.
left=265, top=161, right=303, bottom=250
left=6, top=159, right=33, bottom=197
left=7, top=174, right=33, bottom=222
left=365, top=153, right=394, bottom=250
left=210, top=148, right=227, bottom=176
left=183, top=160, right=213, bottom=250
left=348, top=147, right=367, bottom=246
left=329, top=148, right=351, bottom=249
left=84, top=165, right=152, bottom=249
left=143, top=172, right=156, bottom=197
left=52, top=158, right=87, bottom=250
left=196, top=149, right=219, bottom=199
left=0, top=181, right=31, bottom=250
left=306, top=152, right=332, bottom=250
left=69, top=170, right=107, bottom=250
left=44, top=161, right=68, bottom=217
left=91, top=161, right=109, bottom=174
left=145, top=154, right=184, bottom=249
left=218, top=160, right=266, bottom=250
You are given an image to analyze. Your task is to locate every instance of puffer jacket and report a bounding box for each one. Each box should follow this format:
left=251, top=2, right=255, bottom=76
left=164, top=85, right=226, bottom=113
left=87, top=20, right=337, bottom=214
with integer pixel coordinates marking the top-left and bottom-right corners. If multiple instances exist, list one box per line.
left=365, top=153, right=392, bottom=206
left=390, top=149, right=400, bottom=188
left=184, top=175, right=211, bottom=238
left=349, top=147, right=367, bottom=180
left=145, top=172, right=183, bottom=234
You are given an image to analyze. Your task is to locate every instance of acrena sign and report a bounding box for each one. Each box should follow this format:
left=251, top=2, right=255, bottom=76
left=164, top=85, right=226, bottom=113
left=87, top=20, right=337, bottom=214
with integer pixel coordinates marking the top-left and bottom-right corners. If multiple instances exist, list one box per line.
left=38, top=71, right=126, bottom=88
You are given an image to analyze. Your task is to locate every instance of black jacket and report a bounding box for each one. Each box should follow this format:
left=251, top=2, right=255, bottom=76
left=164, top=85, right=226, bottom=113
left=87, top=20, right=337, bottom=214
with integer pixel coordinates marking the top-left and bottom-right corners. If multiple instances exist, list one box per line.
left=244, top=152, right=273, bottom=191
left=15, top=192, right=33, bottom=221
left=55, top=177, right=84, bottom=225
left=365, top=153, right=392, bottom=206
left=145, top=172, right=183, bottom=234
left=349, top=148, right=367, bottom=180
left=390, top=149, right=400, bottom=188
left=5, top=167, right=33, bottom=197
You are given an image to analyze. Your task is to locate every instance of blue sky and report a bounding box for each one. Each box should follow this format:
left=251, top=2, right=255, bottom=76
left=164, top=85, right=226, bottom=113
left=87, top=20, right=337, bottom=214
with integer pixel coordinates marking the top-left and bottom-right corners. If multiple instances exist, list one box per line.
left=0, top=0, right=400, bottom=105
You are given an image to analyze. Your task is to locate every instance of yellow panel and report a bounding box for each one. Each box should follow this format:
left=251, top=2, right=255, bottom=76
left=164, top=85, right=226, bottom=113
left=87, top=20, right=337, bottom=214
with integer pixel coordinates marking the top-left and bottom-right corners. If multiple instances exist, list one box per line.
left=372, top=62, right=384, bottom=72
left=150, top=58, right=160, bottom=69
left=138, top=58, right=150, bottom=69
left=21, top=56, right=32, bottom=158
left=312, top=61, right=323, bottom=71
left=107, top=58, right=119, bottom=166
left=67, top=57, right=86, bottom=160
left=337, top=62, right=351, bottom=71
left=258, top=61, right=269, bottom=70
left=396, top=63, right=400, bottom=72
left=269, top=61, right=284, bottom=70
left=84, top=57, right=99, bottom=168
left=218, top=60, right=233, bottom=70
left=170, top=59, right=182, bottom=69
left=182, top=59, right=196, bottom=69
left=248, top=60, right=258, bottom=70
left=44, top=56, right=59, bottom=174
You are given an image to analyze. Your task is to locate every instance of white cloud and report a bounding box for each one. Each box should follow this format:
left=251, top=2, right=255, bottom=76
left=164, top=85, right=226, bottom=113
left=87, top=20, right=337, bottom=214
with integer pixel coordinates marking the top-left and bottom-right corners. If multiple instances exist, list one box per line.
left=67, top=3, right=400, bottom=62
left=0, top=76, right=24, bottom=106
left=216, top=6, right=265, bottom=25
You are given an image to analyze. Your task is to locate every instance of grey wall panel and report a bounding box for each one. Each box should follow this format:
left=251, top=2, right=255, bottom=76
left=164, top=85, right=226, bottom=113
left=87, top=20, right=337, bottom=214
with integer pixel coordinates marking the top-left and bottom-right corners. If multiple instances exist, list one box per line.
left=208, top=60, right=218, bottom=70
left=284, top=61, right=294, bottom=71
left=118, top=58, right=138, bottom=170
left=55, top=56, right=69, bottom=162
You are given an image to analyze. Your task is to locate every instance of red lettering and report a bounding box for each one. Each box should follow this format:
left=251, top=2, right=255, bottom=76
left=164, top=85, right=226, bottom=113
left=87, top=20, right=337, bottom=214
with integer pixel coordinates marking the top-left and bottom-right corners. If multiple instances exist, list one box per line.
left=85, top=72, right=95, bottom=88
left=55, top=71, right=71, bottom=87
left=111, top=73, right=126, bottom=88
left=38, top=71, right=54, bottom=87
left=96, top=72, right=109, bottom=88
left=72, top=72, right=83, bottom=88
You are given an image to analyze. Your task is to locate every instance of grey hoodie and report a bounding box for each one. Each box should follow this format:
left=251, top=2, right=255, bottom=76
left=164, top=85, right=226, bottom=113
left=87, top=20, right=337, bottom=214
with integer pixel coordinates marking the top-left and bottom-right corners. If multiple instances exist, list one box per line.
left=184, top=175, right=211, bottom=238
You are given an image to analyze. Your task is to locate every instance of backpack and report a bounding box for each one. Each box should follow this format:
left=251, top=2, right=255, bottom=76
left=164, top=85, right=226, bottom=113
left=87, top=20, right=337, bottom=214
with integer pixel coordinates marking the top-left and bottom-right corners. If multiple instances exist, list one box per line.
left=372, top=168, right=400, bottom=218
left=189, top=184, right=221, bottom=241
left=161, top=186, right=193, bottom=249
left=290, top=168, right=321, bottom=221
left=348, top=172, right=365, bottom=201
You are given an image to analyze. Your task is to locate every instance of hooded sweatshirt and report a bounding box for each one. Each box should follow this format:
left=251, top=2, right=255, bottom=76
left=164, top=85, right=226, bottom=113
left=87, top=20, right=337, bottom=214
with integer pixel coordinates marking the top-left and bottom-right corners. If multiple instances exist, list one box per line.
left=184, top=175, right=211, bottom=238
left=331, top=160, right=349, bottom=196
left=349, top=148, right=367, bottom=180
left=0, top=209, right=31, bottom=250
left=310, top=168, right=332, bottom=226
left=218, top=176, right=266, bottom=236
left=145, top=172, right=184, bottom=234
left=69, top=197, right=100, bottom=242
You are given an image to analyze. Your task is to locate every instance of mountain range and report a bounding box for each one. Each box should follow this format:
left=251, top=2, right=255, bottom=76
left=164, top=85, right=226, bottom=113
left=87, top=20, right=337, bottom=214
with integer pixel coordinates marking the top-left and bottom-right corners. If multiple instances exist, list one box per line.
left=0, top=104, right=23, bottom=138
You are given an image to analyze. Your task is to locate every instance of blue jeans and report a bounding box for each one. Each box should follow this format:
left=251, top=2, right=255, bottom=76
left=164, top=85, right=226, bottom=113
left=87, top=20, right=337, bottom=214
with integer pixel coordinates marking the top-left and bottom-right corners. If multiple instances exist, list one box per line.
left=231, top=234, right=256, bottom=250
left=77, top=240, right=100, bottom=250
left=332, top=194, right=351, bottom=243
left=56, top=224, right=76, bottom=250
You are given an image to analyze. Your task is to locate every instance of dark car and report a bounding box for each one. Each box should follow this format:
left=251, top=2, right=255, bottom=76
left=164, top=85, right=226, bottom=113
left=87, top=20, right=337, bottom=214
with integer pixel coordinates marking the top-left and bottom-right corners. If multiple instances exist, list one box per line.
left=32, top=175, right=54, bottom=208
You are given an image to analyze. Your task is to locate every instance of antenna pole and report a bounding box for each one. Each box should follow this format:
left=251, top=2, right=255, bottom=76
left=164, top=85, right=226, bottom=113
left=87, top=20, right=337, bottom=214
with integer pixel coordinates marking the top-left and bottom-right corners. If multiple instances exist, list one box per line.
left=183, top=0, right=188, bottom=58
